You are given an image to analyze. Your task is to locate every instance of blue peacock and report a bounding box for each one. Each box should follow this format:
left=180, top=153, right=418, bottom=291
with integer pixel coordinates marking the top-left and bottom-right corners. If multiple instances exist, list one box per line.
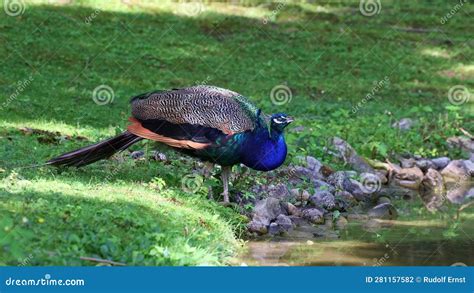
left=47, top=86, right=293, bottom=203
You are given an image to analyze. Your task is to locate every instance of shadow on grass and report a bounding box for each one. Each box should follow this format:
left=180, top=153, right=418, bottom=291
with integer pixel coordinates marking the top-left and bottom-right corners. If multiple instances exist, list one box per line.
left=0, top=183, right=241, bottom=266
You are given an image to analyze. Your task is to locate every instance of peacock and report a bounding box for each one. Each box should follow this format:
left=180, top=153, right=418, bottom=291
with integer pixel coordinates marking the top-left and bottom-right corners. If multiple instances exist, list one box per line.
left=47, top=85, right=293, bottom=203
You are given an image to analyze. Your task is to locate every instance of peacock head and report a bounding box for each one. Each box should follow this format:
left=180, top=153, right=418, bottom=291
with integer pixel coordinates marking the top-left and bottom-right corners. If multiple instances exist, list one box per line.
left=270, top=113, right=294, bottom=133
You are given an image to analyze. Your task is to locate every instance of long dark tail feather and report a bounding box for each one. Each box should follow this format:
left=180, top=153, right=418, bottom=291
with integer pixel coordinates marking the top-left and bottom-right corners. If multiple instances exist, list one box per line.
left=47, top=131, right=143, bottom=167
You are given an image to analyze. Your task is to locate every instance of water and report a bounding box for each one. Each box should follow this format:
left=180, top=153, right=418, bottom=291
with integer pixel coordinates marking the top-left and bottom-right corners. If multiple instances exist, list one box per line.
left=236, top=208, right=474, bottom=266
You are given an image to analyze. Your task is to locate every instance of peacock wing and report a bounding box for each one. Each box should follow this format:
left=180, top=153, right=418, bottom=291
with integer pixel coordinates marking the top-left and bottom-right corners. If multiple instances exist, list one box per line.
left=130, top=86, right=259, bottom=134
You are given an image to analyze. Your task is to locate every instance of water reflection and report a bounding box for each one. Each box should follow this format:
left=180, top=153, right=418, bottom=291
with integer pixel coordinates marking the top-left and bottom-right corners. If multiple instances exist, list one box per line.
left=237, top=213, right=474, bottom=266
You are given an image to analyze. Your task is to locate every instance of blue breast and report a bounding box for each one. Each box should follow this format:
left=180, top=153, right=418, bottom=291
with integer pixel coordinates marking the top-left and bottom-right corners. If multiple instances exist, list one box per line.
left=240, top=130, right=288, bottom=171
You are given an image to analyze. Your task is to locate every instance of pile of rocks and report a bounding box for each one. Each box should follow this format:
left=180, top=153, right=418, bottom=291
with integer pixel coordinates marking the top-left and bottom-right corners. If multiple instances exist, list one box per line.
left=247, top=136, right=474, bottom=236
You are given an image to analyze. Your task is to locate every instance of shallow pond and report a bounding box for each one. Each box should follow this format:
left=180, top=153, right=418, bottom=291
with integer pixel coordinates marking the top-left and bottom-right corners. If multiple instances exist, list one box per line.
left=236, top=203, right=474, bottom=266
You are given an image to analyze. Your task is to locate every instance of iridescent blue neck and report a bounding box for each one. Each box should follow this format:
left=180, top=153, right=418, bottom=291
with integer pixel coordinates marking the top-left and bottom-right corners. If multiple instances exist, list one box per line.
left=240, top=128, right=287, bottom=171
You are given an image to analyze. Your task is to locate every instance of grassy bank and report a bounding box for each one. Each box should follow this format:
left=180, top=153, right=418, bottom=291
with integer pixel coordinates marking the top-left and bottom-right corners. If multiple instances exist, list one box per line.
left=0, top=0, right=472, bottom=265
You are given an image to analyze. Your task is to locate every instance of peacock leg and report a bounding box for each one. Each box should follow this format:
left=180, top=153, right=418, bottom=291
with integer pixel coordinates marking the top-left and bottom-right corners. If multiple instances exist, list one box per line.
left=221, top=166, right=231, bottom=203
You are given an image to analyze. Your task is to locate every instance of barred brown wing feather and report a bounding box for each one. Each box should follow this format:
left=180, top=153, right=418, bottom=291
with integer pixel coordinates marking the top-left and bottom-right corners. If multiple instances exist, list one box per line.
left=130, top=86, right=257, bottom=134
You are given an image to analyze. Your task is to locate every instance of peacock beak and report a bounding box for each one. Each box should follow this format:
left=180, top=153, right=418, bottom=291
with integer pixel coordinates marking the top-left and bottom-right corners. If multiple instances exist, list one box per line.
left=286, top=116, right=294, bottom=123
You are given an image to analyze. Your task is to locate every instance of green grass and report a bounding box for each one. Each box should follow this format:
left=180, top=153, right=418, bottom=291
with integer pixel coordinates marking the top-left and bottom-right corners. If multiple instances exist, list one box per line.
left=0, top=0, right=473, bottom=265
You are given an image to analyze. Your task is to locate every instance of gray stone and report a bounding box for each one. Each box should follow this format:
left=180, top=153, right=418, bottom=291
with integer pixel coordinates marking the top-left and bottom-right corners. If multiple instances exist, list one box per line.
left=419, top=168, right=446, bottom=211
left=391, top=166, right=424, bottom=189
left=441, top=160, right=470, bottom=183
left=130, top=150, right=145, bottom=159
left=446, top=185, right=473, bottom=204
left=268, top=223, right=280, bottom=235
left=308, top=190, right=335, bottom=210
left=431, top=157, right=450, bottom=170
left=335, top=190, right=355, bottom=202
left=276, top=214, right=293, bottom=231
left=247, top=221, right=267, bottom=234
left=400, top=157, right=416, bottom=168
left=301, top=208, right=325, bottom=224
left=368, top=203, right=398, bottom=220
left=327, top=171, right=353, bottom=191
left=313, top=179, right=335, bottom=193
left=150, top=151, right=167, bottom=162
left=266, top=183, right=291, bottom=200
left=392, top=118, right=414, bottom=131
left=415, top=159, right=436, bottom=172
left=285, top=202, right=300, bottom=216
left=331, top=137, right=375, bottom=173
left=463, top=160, right=474, bottom=176
left=247, top=198, right=285, bottom=234
left=447, top=136, right=474, bottom=153
left=290, top=188, right=310, bottom=202
left=305, top=156, right=323, bottom=172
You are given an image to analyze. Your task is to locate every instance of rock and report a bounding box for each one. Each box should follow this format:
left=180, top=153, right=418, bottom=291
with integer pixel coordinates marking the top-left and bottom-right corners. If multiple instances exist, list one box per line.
left=331, top=137, right=375, bottom=173
left=377, top=196, right=391, bottom=205
left=368, top=203, right=398, bottom=220
left=446, top=185, right=473, bottom=204
left=290, top=188, right=310, bottom=202
left=308, top=190, right=335, bottom=210
left=268, top=223, right=280, bottom=235
left=441, top=160, right=470, bottom=183
left=285, top=202, right=300, bottom=216
left=431, top=157, right=450, bottom=170
left=288, top=215, right=305, bottom=226
left=464, top=160, right=474, bottom=176
left=348, top=179, right=372, bottom=201
left=466, top=188, right=474, bottom=200
left=247, top=198, right=285, bottom=234
left=266, top=184, right=291, bottom=200
left=415, top=159, right=436, bottom=172
left=447, top=136, right=474, bottom=153
left=391, top=166, right=424, bottom=189
left=275, top=214, right=293, bottom=231
left=327, top=171, right=353, bottom=191
left=335, top=216, right=348, bottom=229
left=392, top=118, right=414, bottom=131
left=302, top=155, right=323, bottom=172
left=301, top=208, right=325, bottom=224
left=286, top=165, right=324, bottom=183
left=130, top=150, right=145, bottom=159
left=400, top=157, right=416, bottom=168
left=150, top=151, right=167, bottom=162
left=267, top=214, right=293, bottom=235
left=419, top=168, right=446, bottom=211
left=247, top=221, right=267, bottom=234
left=313, top=179, right=335, bottom=193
